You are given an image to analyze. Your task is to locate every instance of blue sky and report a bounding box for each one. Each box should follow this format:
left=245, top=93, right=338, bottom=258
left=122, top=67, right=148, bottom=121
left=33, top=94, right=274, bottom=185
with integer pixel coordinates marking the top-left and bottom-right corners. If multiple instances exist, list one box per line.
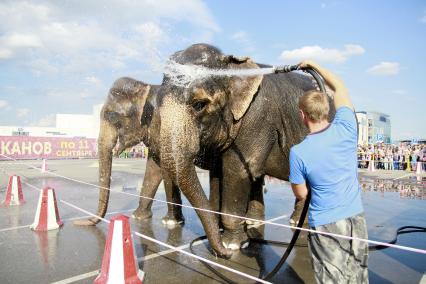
left=0, top=0, right=425, bottom=140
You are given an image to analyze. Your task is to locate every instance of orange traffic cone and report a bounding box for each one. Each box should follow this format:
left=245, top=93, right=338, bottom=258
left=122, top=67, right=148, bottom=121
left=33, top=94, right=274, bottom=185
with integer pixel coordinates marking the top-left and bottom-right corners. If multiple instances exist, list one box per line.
left=30, top=187, right=63, bottom=231
left=95, top=215, right=144, bottom=284
left=2, top=175, right=25, bottom=206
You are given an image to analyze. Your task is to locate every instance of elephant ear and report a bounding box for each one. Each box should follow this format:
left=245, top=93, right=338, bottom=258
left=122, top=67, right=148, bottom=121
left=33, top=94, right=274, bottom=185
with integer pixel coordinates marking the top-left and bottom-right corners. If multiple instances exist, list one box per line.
left=223, top=55, right=263, bottom=121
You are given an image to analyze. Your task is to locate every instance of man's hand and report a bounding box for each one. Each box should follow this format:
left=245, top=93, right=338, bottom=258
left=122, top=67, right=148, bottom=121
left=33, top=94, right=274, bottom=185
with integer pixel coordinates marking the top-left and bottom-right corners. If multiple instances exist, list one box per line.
left=298, top=60, right=318, bottom=70
left=297, top=60, right=353, bottom=110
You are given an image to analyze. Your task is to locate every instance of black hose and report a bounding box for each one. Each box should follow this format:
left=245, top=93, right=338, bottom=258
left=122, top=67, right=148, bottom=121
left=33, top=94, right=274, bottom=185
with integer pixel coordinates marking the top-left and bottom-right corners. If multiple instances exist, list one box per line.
left=368, top=226, right=426, bottom=251
left=189, top=224, right=426, bottom=284
left=188, top=66, right=425, bottom=283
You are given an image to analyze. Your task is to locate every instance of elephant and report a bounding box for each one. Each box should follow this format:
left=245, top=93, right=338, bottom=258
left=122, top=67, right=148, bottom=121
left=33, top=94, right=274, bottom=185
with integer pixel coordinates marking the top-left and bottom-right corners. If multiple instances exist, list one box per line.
left=74, top=77, right=185, bottom=227
left=156, top=43, right=331, bottom=257
left=73, top=76, right=263, bottom=228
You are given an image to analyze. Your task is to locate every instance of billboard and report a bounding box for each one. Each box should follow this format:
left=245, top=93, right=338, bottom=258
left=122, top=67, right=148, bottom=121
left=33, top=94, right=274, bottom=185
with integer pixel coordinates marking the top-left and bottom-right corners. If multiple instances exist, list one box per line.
left=0, top=136, right=97, bottom=160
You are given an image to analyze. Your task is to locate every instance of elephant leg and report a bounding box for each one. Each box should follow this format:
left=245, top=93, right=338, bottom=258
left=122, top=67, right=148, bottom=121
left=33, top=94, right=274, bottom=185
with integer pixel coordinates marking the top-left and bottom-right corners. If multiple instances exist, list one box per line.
left=246, top=176, right=265, bottom=226
left=209, top=165, right=223, bottom=230
left=209, top=160, right=222, bottom=212
left=132, top=156, right=163, bottom=220
left=221, top=150, right=251, bottom=250
left=161, top=170, right=184, bottom=227
left=169, top=162, right=231, bottom=258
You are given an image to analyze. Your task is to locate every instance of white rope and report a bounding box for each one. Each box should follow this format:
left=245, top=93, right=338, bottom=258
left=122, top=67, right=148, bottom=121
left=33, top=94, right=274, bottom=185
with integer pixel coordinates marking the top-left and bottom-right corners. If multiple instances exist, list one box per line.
left=1, top=154, right=425, bottom=255
left=5, top=173, right=270, bottom=282
left=58, top=198, right=271, bottom=284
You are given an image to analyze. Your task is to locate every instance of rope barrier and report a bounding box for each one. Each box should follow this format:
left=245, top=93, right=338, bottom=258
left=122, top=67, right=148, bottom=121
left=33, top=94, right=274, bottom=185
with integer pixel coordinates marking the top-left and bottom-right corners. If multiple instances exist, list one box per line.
left=0, top=163, right=276, bottom=282
left=3, top=175, right=272, bottom=284
left=1, top=154, right=425, bottom=255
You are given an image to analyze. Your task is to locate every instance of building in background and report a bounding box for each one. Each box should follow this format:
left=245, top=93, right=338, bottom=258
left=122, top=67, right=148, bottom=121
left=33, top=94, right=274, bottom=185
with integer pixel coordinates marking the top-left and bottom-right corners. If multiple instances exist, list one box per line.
left=0, top=104, right=103, bottom=139
left=0, top=104, right=104, bottom=160
left=356, top=111, right=391, bottom=145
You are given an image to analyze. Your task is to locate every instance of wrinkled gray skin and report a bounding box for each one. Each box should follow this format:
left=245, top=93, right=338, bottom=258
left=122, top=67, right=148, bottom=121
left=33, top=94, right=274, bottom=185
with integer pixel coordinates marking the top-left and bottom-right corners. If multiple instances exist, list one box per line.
left=74, top=77, right=184, bottom=226
left=157, top=44, right=332, bottom=257
left=73, top=77, right=260, bottom=228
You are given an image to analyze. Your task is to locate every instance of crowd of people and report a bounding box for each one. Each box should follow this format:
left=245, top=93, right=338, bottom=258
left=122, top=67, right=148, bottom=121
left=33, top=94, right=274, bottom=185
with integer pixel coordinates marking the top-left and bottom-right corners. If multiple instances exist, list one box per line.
left=117, top=143, right=148, bottom=159
left=118, top=142, right=426, bottom=173
left=357, top=143, right=426, bottom=171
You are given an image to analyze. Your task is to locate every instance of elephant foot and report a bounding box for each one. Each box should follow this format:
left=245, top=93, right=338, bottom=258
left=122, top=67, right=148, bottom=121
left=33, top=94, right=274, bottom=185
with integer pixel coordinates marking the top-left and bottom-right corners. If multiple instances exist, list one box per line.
left=245, top=202, right=265, bottom=226
left=222, top=228, right=249, bottom=251
left=73, top=217, right=101, bottom=226
left=289, top=198, right=308, bottom=226
left=161, top=213, right=184, bottom=228
left=131, top=207, right=153, bottom=220
left=211, top=244, right=233, bottom=259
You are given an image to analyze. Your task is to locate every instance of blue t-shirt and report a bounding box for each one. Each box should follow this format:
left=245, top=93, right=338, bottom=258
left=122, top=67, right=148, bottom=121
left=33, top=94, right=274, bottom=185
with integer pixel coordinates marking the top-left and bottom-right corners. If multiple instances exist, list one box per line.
left=289, top=106, right=363, bottom=227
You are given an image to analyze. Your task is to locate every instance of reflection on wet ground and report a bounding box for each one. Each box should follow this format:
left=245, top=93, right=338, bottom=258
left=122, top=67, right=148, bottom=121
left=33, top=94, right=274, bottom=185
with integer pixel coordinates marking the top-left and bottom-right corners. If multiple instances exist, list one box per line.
left=359, top=176, right=425, bottom=200
left=266, top=174, right=426, bottom=200
left=0, top=159, right=425, bottom=283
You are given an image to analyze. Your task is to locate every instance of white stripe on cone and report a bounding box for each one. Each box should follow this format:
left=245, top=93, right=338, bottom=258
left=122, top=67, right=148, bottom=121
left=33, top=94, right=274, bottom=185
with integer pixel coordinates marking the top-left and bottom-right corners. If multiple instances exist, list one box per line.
left=109, top=221, right=125, bottom=283
left=41, top=159, right=47, bottom=173
left=95, top=215, right=144, bottom=284
left=2, top=175, right=25, bottom=206
left=30, top=187, right=63, bottom=231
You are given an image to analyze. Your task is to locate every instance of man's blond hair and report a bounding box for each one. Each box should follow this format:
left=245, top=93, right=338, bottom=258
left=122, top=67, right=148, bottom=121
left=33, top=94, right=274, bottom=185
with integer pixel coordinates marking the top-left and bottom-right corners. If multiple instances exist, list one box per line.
left=299, top=90, right=330, bottom=122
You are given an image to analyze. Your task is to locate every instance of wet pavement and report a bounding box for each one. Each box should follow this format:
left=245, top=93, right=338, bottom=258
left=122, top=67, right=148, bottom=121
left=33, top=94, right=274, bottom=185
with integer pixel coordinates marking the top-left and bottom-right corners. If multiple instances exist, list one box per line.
left=0, top=159, right=425, bottom=283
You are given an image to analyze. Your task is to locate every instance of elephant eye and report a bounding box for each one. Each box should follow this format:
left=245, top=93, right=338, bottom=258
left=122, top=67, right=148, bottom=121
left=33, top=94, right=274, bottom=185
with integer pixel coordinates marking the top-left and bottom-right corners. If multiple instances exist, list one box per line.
left=192, top=100, right=208, bottom=112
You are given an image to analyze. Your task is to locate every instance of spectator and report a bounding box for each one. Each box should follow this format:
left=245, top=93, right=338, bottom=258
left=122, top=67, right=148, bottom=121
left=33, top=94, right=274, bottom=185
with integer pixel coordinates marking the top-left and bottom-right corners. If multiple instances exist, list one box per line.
left=357, top=143, right=425, bottom=171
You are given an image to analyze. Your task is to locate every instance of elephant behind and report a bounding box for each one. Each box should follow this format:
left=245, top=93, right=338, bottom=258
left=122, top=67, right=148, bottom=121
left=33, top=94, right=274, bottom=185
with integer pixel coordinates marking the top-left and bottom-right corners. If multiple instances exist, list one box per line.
left=74, top=77, right=185, bottom=226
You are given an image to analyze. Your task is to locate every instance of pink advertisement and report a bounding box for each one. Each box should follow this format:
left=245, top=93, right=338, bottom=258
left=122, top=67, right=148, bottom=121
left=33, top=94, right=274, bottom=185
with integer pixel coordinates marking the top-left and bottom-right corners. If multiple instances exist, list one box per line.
left=0, top=136, right=98, bottom=160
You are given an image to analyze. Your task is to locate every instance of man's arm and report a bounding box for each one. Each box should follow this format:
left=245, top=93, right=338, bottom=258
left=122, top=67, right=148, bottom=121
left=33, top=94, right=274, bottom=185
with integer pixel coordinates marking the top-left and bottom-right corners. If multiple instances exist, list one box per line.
left=291, top=183, right=308, bottom=200
left=298, top=60, right=353, bottom=110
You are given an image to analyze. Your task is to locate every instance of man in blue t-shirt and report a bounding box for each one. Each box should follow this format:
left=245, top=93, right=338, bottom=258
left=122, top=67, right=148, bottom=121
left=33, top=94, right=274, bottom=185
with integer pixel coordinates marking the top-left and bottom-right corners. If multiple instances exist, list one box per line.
left=289, top=60, right=368, bottom=283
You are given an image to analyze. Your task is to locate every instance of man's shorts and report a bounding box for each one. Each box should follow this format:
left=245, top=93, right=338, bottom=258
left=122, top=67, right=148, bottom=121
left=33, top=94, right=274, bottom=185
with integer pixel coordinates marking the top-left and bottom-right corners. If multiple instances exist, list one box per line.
left=308, top=213, right=369, bottom=284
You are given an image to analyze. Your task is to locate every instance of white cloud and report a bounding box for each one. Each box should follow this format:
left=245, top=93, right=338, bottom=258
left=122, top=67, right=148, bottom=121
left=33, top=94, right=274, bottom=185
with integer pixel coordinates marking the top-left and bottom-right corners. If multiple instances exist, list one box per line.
left=0, top=48, right=13, bottom=59
left=0, top=100, right=9, bottom=109
left=231, top=31, right=249, bottom=42
left=0, top=33, right=43, bottom=59
left=17, top=108, right=30, bottom=117
left=421, top=12, right=426, bottom=23
left=79, top=91, right=92, bottom=99
left=230, top=30, right=256, bottom=54
left=85, top=76, right=102, bottom=87
left=367, top=62, right=400, bottom=76
left=30, top=114, right=55, bottom=127
left=4, top=34, right=43, bottom=48
left=279, top=44, right=365, bottom=64
left=391, top=89, right=407, bottom=95
left=0, top=0, right=219, bottom=73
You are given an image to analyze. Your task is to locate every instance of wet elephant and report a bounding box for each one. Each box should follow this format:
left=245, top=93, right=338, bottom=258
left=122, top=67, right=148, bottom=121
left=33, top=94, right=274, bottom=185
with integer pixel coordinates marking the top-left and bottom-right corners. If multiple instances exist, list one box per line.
left=74, top=77, right=184, bottom=226
left=157, top=43, right=323, bottom=257
left=72, top=77, right=248, bottom=227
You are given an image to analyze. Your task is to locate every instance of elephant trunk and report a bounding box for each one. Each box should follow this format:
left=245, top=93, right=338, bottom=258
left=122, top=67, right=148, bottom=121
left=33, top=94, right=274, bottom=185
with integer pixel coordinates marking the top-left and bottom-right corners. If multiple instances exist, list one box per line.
left=160, top=97, right=231, bottom=257
left=74, top=119, right=117, bottom=226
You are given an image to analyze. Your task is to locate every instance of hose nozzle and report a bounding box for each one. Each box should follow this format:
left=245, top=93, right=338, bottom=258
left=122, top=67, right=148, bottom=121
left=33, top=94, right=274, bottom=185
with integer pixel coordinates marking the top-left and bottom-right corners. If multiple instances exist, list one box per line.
left=274, top=64, right=300, bottom=73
